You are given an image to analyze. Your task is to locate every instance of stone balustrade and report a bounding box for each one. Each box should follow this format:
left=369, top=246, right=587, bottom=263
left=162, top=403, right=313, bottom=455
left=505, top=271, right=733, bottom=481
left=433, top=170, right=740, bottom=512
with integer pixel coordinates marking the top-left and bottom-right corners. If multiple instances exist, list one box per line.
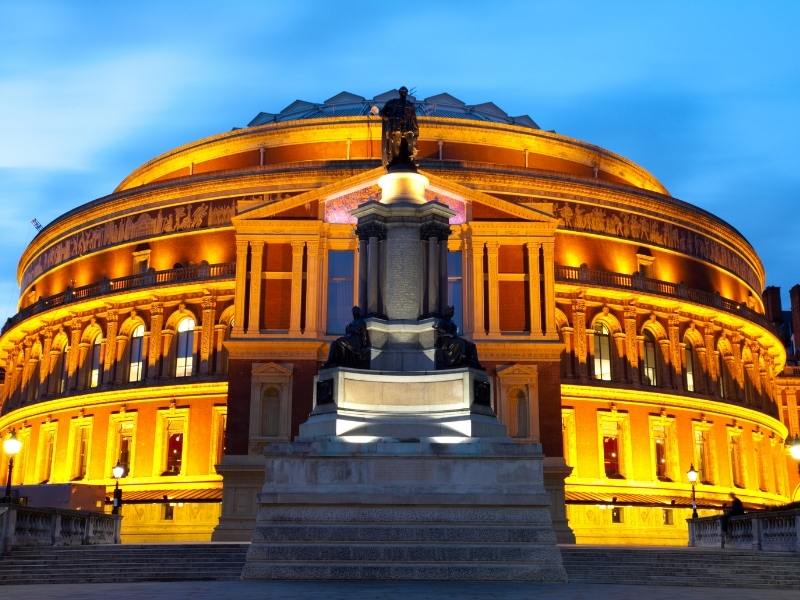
left=556, top=264, right=772, bottom=332
left=688, top=508, right=800, bottom=552
left=2, top=261, right=235, bottom=334
left=0, top=503, right=121, bottom=554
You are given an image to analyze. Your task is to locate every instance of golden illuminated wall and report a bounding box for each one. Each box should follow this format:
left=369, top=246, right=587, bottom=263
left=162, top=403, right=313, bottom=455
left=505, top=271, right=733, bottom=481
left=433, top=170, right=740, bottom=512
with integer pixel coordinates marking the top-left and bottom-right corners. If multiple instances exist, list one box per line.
left=1, top=111, right=795, bottom=546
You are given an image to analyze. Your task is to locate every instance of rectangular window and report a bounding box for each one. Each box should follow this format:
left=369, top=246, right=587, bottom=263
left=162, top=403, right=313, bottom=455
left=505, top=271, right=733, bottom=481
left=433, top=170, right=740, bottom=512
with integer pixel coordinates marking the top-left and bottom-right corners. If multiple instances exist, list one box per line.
left=117, top=431, right=132, bottom=476
left=447, top=251, right=463, bottom=334
left=326, top=251, right=354, bottom=334
left=730, top=434, right=744, bottom=488
left=41, top=429, right=55, bottom=483
left=162, top=420, right=185, bottom=476
left=603, top=434, right=621, bottom=478
left=163, top=503, right=175, bottom=521
left=663, top=509, right=674, bottom=525
left=655, top=437, right=668, bottom=481
left=74, top=426, right=89, bottom=480
left=611, top=507, right=623, bottom=523
left=694, top=428, right=713, bottom=484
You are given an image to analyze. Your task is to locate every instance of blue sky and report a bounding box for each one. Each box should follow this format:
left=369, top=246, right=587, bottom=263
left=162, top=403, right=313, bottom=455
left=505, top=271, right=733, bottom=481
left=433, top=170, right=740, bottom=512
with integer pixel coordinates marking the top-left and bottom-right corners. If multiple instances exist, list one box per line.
left=1, top=1, right=799, bottom=320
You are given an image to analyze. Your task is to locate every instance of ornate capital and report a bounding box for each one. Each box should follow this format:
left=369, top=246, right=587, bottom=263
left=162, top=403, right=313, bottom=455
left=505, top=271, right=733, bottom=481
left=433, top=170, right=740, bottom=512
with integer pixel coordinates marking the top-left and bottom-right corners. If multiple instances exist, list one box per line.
left=355, top=221, right=386, bottom=241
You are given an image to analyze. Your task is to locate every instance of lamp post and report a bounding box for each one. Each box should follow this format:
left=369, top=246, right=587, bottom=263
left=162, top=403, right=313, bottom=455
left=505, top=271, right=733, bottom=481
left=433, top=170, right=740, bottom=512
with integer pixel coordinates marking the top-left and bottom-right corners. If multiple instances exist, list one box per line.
left=111, top=463, right=125, bottom=515
left=3, top=430, right=22, bottom=503
left=687, top=464, right=699, bottom=520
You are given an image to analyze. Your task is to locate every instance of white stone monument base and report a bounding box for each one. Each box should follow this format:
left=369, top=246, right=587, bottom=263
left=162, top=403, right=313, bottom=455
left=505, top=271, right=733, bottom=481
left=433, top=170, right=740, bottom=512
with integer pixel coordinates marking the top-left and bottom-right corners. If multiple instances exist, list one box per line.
left=301, top=367, right=506, bottom=439
left=242, top=438, right=567, bottom=581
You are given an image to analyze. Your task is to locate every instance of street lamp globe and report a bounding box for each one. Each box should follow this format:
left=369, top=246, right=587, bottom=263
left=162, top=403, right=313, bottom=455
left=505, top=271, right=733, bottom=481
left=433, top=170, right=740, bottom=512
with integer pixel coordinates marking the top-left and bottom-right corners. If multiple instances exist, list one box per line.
left=3, top=431, right=22, bottom=457
left=112, top=463, right=125, bottom=480
left=789, top=437, right=800, bottom=462
left=687, top=464, right=698, bottom=483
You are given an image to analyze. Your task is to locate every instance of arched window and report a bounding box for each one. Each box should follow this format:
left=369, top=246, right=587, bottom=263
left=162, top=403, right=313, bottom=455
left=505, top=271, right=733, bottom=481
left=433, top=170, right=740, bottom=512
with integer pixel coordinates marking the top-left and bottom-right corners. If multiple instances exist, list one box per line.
left=513, top=389, right=529, bottom=438
left=88, top=336, right=102, bottom=388
left=128, top=324, right=145, bottom=382
left=642, top=331, right=658, bottom=387
left=261, top=386, right=282, bottom=437
left=592, top=322, right=612, bottom=381
left=175, top=317, right=195, bottom=377
left=684, top=343, right=695, bottom=392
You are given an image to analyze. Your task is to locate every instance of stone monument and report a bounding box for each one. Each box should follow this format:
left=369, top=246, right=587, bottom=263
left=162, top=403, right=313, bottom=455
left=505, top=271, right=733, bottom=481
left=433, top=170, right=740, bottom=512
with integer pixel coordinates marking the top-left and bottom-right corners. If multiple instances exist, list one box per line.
left=242, top=87, right=566, bottom=581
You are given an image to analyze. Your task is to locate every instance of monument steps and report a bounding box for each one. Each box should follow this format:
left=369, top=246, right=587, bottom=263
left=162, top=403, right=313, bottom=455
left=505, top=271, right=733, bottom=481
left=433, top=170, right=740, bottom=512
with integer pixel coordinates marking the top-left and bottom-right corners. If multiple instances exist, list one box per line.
left=252, top=524, right=552, bottom=543
left=0, top=544, right=248, bottom=585
left=560, top=546, right=800, bottom=589
left=243, top=560, right=567, bottom=581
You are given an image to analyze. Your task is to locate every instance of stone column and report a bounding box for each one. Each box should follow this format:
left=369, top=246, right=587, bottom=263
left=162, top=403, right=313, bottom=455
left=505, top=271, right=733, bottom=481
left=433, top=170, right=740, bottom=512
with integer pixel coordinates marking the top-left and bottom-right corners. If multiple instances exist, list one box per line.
left=200, top=296, right=216, bottom=375
left=248, top=241, right=264, bottom=334
left=561, top=326, right=575, bottom=378
left=623, top=305, right=639, bottom=384
left=613, top=333, right=626, bottom=382
left=214, top=323, right=228, bottom=375
left=305, top=241, right=320, bottom=335
left=542, top=241, right=557, bottom=336
left=438, top=237, right=449, bottom=316
left=427, top=235, right=439, bottom=315
left=470, top=240, right=485, bottom=337
left=233, top=241, right=249, bottom=336
left=658, top=339, right=672, bottom=388
left=358, top=238, right=368, bottom=313
left=486, top=241, right=500, bottom=337
left=289, top=241, right=305, bottom=336
left=40, top=330, right=53, bottom=398
left=572, top=299, right=587, bottom=381
left=147, top=303, right=164, bottom=380
left=68, top=322, right=82, bottom=391
left=161, top=329, right=175, bottom=379
left=103, top=310, right=119, bottom=386
left=368, top=236, right=380, bottom=316
left=527, top=242, right=542, bottom=336
left=668, top=315, right=682, bottom=391
left=703, top=327, right=718, bottom=395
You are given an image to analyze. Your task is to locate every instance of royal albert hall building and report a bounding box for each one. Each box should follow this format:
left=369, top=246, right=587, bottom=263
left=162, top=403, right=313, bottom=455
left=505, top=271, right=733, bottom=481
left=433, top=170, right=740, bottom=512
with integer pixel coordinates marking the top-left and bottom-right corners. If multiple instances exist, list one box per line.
left=1, top=90, right=799, bottom=545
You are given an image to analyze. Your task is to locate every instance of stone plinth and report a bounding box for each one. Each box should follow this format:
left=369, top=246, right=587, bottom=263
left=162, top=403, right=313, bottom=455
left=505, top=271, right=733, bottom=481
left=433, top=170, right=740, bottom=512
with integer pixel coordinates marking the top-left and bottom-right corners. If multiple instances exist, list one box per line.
left=242, top=438, right=567, bottom=581
left=300, top=366, right=504, bottom=439
left=366, top=317, right=436, bottom=371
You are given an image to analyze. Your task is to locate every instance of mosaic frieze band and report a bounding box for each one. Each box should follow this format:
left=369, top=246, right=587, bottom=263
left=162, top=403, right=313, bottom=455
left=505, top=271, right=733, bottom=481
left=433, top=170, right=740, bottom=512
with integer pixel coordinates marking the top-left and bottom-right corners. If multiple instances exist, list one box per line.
left=21, top=198, right=239, bottom=290
left=552, top=200, right=760, bottom=291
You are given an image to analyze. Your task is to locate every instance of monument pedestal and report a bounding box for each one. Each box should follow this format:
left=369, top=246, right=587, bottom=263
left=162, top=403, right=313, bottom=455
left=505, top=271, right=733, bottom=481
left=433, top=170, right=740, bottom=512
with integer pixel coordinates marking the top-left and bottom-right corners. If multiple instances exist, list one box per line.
left=243, top=438, right=567, bottom=581
left=243, top=165, right=566, bottom=581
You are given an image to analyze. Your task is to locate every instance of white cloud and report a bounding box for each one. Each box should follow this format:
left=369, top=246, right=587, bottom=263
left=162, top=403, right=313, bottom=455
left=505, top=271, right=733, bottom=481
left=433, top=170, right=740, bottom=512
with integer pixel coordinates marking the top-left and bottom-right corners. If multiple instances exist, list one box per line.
left=0, top=49, right=202, bottom=170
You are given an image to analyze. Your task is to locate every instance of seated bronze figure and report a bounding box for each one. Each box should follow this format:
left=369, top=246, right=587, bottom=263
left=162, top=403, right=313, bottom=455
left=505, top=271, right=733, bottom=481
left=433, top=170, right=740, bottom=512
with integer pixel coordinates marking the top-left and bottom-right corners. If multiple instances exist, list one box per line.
left=323, top=306, right=371, bottom=369
left=434, top=306, right=483, bottom=370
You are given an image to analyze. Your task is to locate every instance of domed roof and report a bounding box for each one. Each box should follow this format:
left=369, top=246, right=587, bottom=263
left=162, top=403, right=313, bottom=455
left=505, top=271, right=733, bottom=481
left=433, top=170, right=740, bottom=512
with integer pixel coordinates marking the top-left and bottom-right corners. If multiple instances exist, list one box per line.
left=247, top=90, right=539, bottom=129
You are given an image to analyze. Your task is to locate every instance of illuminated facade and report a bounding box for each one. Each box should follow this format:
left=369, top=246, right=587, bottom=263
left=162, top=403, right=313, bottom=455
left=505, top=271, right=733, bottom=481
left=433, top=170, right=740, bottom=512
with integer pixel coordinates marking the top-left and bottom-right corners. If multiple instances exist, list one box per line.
left=1, top=90, right=798, bottom=545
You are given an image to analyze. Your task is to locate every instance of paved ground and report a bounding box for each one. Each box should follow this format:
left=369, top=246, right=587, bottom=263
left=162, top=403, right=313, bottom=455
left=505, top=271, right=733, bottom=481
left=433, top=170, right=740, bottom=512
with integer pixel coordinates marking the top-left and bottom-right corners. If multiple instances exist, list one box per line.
left=1, top=581, right=797, bottom=599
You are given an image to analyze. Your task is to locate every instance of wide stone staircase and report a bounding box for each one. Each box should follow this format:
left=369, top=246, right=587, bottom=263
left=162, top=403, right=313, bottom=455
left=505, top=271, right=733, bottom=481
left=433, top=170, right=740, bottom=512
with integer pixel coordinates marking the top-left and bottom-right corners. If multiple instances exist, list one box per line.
left=0, top=543, right=248, bottom=585
left=561, top=546, right=800, bottom=589
left=2, top=543, right=800, bottom=587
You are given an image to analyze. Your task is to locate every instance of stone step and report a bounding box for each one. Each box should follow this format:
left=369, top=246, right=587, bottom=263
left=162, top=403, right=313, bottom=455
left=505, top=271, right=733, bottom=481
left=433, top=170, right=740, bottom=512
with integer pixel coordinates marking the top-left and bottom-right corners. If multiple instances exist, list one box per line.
left=241, top=560, right=566, bottom=581
left=247, top=542, right=554, bottom=563
left=252, top=524, right=550, bottom=543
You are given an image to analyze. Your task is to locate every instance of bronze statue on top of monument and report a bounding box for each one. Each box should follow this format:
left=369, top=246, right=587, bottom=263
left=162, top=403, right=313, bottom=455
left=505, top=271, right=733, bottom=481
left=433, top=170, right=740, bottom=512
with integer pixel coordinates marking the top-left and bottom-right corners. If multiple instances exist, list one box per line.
left=380, top=86, right=419, bottom=171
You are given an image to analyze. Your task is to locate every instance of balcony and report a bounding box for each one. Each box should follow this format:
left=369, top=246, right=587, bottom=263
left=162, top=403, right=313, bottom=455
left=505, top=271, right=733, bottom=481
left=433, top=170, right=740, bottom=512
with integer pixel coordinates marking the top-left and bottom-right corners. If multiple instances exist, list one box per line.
left=3, top=262, right=236, bottom=335
left=556, top=264, right=771, bottom=332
